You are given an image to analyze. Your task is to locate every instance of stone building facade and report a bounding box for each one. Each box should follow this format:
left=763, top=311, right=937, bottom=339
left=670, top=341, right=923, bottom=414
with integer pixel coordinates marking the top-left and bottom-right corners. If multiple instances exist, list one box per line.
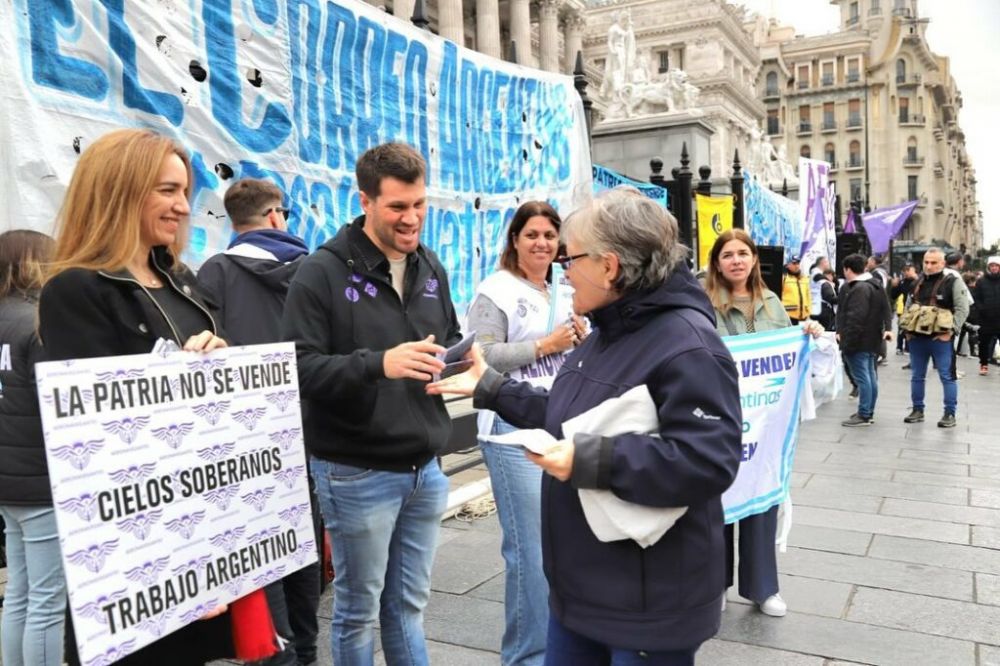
left=747, top=0, right=981, bottom=250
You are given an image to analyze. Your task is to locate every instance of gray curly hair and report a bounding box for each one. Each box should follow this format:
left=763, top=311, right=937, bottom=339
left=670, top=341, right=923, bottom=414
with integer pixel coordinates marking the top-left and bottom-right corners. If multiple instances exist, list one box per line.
left=562, top=187, right=689, bottom=292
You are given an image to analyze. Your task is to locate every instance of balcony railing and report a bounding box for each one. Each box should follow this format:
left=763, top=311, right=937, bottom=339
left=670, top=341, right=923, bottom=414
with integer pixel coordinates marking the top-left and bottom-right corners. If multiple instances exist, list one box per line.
left=797, top=122, right=813, bottom=134
left=764, top=87, right=780, bottom=98
left=847, top=72, right=861, bottom=83
left=900, top=113, right=926, bottom=126
left=821, top=120, right=837, bottom=132
left=869, top=5, right=882, bottom=15
left=847, top=15, right=859, bottom=25
left=897, top=73, right=922, bottom=86
left=767, top=122, right=781, bottom=136
left=893, top=7, right=912, bottom=18
left=903, top=156, right=925, bottom=166
left=822, top=74, right=834, bottom=86
left=845, top=159, right=865, bottom=170
left=797, top=80, right=809, bottom=89
left=828, top=160, right=839, bottom=171
left=846, top=115, right=863, bottom=128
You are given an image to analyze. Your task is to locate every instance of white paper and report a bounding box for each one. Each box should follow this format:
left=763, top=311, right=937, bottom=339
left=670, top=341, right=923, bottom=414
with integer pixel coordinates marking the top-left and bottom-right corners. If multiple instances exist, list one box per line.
left=483, top=428, right=557, bottom=456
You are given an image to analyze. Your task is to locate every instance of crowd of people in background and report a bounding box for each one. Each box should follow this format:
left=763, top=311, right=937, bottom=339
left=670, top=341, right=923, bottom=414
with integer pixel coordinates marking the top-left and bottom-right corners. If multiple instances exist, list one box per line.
left=2, top=127, right=999, bottom=666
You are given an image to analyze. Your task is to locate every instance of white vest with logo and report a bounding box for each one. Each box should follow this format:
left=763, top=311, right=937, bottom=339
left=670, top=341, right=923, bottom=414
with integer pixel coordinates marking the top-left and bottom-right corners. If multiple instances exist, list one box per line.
left=475, top=268, right=575, bottom=436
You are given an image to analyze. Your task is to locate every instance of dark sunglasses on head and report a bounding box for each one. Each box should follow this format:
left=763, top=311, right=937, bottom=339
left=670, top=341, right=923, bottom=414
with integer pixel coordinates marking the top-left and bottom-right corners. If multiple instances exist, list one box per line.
left=263, top=207, right=290, bottom=220
left=554, top=253, right=588, bottom=270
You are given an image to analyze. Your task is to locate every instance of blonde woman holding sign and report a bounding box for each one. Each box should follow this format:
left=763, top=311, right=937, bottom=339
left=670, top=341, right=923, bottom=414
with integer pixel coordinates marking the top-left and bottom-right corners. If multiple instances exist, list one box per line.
left=37, top=129, right=257, bottom=666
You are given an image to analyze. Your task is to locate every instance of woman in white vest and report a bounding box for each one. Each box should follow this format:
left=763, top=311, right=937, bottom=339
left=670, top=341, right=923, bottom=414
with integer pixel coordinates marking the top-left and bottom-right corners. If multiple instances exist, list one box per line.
left=467, top=201, right=586, bottom=665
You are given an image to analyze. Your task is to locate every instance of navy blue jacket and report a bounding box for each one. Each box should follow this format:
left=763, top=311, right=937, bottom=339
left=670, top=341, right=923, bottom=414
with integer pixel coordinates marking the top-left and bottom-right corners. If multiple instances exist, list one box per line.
left=476, top=264, right=742, bottom=651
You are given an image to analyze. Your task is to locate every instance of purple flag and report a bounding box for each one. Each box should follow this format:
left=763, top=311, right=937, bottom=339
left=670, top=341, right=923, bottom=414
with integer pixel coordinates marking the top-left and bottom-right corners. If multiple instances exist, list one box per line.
left=861, top=201, right=919, bottom=253
left=844, top=208, right=856, bottom=234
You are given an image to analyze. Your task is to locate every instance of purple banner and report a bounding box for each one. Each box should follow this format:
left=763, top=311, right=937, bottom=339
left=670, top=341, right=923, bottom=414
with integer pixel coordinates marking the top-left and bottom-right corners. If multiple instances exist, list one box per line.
left=798, top=158, right=836, bottom=275
left=844, top=208, right=857, bottom=234
left=862, top=201, right=919, bottom=254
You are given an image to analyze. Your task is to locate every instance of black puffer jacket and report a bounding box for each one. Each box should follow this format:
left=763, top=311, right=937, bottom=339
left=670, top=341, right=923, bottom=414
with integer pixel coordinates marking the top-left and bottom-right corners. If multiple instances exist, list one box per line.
left=0, top=292, right=51, bottom=505
left=973, top=272, right=1000, bottom=326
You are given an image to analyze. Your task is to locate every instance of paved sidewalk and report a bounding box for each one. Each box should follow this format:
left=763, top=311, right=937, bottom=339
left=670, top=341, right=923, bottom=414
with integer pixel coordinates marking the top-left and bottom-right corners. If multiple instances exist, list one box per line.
left=4, top=356, right=997, bottom=665
left=354, top=353, right=997, bottom=665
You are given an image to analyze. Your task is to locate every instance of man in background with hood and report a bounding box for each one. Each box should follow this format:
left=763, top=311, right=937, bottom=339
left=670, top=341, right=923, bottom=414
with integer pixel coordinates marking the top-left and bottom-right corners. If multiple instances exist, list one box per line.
left=198, top=178, right=319, bottom=666
left=972, top=256, right=1000, bottom=375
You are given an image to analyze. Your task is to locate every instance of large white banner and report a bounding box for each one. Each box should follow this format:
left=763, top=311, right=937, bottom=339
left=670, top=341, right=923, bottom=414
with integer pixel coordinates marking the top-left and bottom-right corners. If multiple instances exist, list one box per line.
left=721, top=327, right=811, bottom=524
left=36, top=343, right=316, bottom=665
left=0, top=0, right=592, bottom=316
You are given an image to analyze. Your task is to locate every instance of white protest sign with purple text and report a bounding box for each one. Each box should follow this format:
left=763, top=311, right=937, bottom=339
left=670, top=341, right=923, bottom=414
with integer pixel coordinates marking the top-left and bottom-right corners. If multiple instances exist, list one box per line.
left=798, top=157, right=837, bottom=277
left=36, top=342, right=316, bottom=666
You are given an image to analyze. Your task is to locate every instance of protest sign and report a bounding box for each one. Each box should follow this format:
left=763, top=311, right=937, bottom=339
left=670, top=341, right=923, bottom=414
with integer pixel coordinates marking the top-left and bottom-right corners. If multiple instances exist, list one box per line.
left=0, top=0, right=592, bottom=316
left=36, top=343, right=316, bottom=665
left=798, top=158, right=837, bottom=274
left=721, top=327, right=811, bottom=523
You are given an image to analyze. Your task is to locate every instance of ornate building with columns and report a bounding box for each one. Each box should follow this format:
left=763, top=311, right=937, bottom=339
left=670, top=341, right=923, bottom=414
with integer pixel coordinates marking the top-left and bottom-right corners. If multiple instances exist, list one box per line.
left=376, top=0, right=587, bottom=74
left=581, top=0, right=766, bottom=181
left=746, top=0, right=981, bottom=251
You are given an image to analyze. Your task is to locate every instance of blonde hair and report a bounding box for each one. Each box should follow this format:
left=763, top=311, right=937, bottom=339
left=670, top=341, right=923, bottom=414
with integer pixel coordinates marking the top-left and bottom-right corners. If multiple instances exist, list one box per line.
left=47, top=128, right=192, bottom=280
left=0, top=230, right=55, bottom=298
left=704, top=229, right=770, bottom=315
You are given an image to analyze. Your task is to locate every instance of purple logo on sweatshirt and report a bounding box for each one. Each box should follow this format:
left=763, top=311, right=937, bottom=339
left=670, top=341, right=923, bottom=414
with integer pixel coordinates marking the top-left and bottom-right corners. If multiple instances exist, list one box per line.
left=364, top=282, right=378, bottom=298
left=349, top=273, right=363, bottom=283
left=423, top=277, right=439, bottom=299
left=345, top=286, right=360, bottom=302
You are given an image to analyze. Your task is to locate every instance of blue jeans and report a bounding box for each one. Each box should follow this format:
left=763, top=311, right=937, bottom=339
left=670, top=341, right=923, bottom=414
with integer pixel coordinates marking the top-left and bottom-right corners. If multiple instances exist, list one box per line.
left=310, top=457, right=449, bottom=665
left=543, top=616, right=697, bottom=666
left=0, top=505, right=67, bottom=666
left=480, top=417, right=548, bottom=665
left=844, top=351, right=879, bottom=419
left=908, top=335, right=958, bottom=414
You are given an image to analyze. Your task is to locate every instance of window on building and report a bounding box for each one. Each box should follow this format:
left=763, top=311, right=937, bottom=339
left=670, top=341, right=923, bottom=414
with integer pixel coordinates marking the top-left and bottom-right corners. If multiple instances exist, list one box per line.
left=797, top=65, right=809, bottom=89
left=800, top=144, right=811, bottom=158
left=767, top=109, right=780, bottom=135
left=850, top=178, right=862, bottom=202
left=849, top=140, right=861, bottom=166
left=823, top=102, right=835, bottom=129
left=896, top=59, right=906, bottom=83
left=907, top=137, right=918, bottom=162
left=825, top=142, right=836, bottom=164
left=847, top=59, right=861, bottom=83
left=799, top=105, right=811, bottom=131
left=766, top=71, right=779, bottom=96
left=822, top=62, right=834, bottom=86
left=908, top=175, right=919, bottom=200
left=899, top=96, right=910, bottom=122
left=849, top=2, right=859, bottom=21
left=871, top=0, right=881, bottom=10
left=659, top=51, right=670, bottom=73
left=848, top=98, right=862, bottom=126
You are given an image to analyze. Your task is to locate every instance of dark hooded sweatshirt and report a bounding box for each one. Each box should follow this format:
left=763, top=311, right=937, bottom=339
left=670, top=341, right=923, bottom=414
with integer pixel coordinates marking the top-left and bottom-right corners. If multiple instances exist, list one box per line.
left=281, top=217, right=462, bottom=471
left=197, top=229, right=309, bottom=345
left=474, top=264, right=742, bottom=652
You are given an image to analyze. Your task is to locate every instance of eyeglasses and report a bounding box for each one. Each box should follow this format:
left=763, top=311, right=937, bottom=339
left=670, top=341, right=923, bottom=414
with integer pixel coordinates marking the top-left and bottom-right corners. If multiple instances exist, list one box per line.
left=262, top=207, right=290, bottom=220
left=554, top=253, right=589, bottom=270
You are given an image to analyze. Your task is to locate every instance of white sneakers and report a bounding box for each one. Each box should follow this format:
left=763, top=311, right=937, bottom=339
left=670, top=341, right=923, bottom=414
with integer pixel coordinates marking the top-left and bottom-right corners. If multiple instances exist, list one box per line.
left=721, top=592, right=787, bottom=617
left=759, top=593, right=787, bottom=617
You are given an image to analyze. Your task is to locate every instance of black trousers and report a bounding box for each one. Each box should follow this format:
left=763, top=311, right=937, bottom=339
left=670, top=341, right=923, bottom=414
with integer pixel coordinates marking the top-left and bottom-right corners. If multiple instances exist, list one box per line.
left=980, top=327, right=1000, bottom=367
left=724, top=505, right=780, bottom=604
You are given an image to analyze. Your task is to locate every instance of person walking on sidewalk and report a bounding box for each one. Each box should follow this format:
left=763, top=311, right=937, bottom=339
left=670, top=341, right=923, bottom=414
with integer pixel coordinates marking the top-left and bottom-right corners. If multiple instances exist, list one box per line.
left=972, top=256, right=1000, bottom=375
left=900, top=248, right=969, bottom=428
left=836, top=254, right=893, bottom=427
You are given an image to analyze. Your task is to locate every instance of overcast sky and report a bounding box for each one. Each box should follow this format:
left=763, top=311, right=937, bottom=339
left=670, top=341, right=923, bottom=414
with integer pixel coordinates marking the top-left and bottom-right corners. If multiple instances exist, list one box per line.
left=738, top=0, right=999, bottom=247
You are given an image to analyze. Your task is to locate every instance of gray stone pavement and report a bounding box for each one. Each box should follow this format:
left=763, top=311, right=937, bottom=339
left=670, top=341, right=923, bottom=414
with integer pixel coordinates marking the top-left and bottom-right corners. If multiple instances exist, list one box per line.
left=4, top=355, right=998, bottom=665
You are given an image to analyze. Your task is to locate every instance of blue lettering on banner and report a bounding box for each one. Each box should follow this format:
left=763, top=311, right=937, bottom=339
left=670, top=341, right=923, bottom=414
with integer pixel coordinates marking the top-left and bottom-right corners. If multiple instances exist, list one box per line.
left=741, top=442, right=758, bottom=462
left=27, top=0, right=109, bottom=100
left=739, top=352, right=798, bottom=378
left=9, top=0, right=588, bottom=317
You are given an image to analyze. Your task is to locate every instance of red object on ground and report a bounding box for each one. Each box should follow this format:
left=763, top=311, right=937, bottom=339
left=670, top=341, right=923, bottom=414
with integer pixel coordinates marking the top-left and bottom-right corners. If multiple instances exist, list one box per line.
left=230, top=588, right=279, bottom=660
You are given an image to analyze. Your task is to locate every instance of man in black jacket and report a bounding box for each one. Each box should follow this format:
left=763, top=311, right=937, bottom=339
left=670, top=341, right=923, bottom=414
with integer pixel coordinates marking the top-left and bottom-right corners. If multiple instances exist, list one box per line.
left=892, top=263, right=918, bottom=355
left=198, top=178, right=318, bottom=666
left=282, top=143, right=462, bottom=664
left=838, top=254, right=892, bottom=427
left=973, top=256, right=1000, bottom=375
